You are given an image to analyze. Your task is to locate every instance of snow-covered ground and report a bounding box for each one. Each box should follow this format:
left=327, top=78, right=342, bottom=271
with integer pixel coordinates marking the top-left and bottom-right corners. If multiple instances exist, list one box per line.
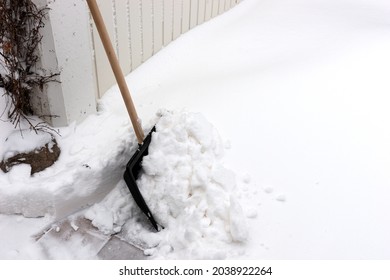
left=1, top=0, right=390, bottom=259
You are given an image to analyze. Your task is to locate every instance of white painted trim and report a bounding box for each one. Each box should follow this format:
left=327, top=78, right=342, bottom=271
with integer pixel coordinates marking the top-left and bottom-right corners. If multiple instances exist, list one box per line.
left=32, top=0, right=97, bottom=127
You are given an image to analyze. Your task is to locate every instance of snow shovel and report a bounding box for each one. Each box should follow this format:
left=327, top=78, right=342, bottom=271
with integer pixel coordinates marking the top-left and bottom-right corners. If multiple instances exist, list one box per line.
left=87, top=0, right=159, bottom=231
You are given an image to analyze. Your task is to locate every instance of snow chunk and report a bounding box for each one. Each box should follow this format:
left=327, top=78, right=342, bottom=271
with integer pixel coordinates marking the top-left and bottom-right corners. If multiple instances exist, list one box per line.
left=263, top=185, right=274, bottom=194
left=229, top=196, right=248, bottom=242
left=84, top=181, right=133, bottom=235
left=245, top=208, right=258, bottom=219
left=241, top=173, right=251, bottom=184
left=276, top=194, right=287, bottom=202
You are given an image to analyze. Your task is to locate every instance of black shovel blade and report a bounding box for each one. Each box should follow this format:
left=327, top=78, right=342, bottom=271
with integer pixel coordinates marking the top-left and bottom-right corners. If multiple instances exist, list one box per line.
left=124, top=126, right=159, bottom=231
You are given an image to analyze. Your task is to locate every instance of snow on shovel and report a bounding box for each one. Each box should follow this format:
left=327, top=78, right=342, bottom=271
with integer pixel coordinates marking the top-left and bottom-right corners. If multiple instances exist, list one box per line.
left=87, top=0, right=160, bottom=231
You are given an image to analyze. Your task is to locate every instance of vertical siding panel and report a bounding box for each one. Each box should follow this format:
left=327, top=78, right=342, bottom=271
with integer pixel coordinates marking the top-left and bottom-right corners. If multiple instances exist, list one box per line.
left=225, top=0, right=231, bottom=10
left=181, top=0, right=191, bottom=33
left=204, top=0, right=212, bottom=21
left=153, top=0, right=163, bottom=54
left=163, top=0, right=173, bottom=46
left=211, top=0, right=219, bottom=17
left=226, top=0, right=230, bottom=11
left=93, top=0, right=116, bottom=97
left=189, top=0, right=198, bottom=28
left=115, top=0, right=131, bottom=74
left=172, top=0, right=182, bottom=40
left=218, top=0, right=225, bottom=14
left=197, top=0, right=206, bottom=25
left=142, top=0, right=153, bottom=62
left=129, top=0, right=142, bottom=69
left=92, top=25, right=103, bottom=98
left=112, top=0, right=119, bottom=56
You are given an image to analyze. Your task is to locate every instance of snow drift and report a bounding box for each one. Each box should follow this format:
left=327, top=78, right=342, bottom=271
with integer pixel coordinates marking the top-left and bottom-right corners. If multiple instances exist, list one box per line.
left=85, top=110, right=248, bottom=259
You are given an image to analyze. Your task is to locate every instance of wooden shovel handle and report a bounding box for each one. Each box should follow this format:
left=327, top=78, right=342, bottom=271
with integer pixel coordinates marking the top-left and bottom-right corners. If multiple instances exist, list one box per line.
left=87, top=0, right=144, bottom=143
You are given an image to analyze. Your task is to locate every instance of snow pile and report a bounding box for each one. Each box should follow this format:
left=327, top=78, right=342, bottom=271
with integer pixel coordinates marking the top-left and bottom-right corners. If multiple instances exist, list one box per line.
left=85, top=110, right=248, bottom=259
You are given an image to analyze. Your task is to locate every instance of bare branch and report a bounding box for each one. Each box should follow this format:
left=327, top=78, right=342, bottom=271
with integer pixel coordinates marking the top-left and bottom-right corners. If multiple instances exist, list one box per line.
left=0, top=0, right=60, bottom=132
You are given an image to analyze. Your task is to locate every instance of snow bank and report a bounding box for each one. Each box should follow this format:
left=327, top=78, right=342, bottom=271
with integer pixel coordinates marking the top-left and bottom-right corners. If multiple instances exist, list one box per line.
left=0, top=91, right=138, bottom=218
left=85, top=110, right=248, bottom=259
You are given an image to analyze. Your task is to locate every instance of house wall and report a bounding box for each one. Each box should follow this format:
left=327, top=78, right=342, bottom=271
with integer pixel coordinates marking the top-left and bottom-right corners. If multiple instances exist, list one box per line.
left=33, top=0, right=242, bottom=127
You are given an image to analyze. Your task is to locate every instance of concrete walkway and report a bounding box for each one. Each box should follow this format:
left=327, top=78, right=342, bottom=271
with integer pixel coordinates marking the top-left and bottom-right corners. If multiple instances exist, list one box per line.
left=36, top=216, right=146, bottom=260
